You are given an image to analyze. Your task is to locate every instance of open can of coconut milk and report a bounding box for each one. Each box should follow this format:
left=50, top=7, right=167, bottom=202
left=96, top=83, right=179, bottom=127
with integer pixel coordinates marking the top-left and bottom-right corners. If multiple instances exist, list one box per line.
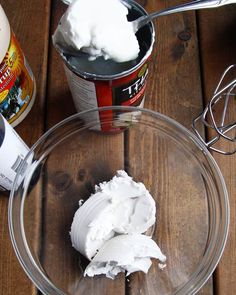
left=57, top=0, right=155, bottom=132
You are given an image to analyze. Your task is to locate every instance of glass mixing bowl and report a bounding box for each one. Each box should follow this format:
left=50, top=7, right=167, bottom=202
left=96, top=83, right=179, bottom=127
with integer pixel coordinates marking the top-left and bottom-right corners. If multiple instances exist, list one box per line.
left=9, top=106, right=229, bottom=295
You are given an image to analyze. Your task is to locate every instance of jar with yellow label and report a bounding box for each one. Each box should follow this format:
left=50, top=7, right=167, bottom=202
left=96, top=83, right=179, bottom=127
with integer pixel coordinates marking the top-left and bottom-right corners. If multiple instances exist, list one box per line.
left=0, top=5, right=36, bottom=127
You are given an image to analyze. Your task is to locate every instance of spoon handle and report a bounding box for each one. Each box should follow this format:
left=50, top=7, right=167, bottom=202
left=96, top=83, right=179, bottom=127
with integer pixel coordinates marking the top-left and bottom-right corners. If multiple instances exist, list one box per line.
left=133, top=0, right=235, bottom=32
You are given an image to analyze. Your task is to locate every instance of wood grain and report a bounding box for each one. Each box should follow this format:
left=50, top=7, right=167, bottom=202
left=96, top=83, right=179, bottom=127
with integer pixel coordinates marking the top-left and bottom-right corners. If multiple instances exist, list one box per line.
left=39, top=1, right=125, bottom=294
left=143, top=0, right=203, bottom=125
left=125, top=122, right=212, bottom=295
left=127, top=0, right=213, bottom=294
left=0, top=1, right=235, bottom=294
left=0, top=0, right=50, bottom=294
left=198, top=6, right=236, bottom=295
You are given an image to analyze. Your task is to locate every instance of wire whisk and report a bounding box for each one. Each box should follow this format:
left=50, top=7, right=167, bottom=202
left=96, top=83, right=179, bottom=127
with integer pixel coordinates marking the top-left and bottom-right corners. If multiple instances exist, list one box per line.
left=192, top=64, right=236, bottom=155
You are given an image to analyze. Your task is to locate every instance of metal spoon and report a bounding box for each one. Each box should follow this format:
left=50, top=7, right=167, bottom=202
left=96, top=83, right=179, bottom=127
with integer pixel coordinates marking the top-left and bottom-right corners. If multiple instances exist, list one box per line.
left=132, top=0, right=236, bottom=32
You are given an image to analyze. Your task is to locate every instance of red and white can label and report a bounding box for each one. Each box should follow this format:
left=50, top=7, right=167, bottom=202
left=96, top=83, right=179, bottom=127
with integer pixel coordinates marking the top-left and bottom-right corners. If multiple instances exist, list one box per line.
left=65, top=62, right=149, bottom=131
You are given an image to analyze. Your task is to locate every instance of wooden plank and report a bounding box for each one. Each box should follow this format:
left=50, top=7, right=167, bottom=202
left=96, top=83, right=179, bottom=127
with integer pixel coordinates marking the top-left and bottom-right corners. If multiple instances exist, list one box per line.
left=45, top=0, right=76, bottom=128
left=198, top=6, right=236, bottom=295
left=0, top=0, right=51, bottom=295
left=144, top=0, right=203, bottom=125
left=40, top=1, right=125, bottom=294
left=41, top=131, right=125, bottom=294
left=127, top=0, right=213, bottom=294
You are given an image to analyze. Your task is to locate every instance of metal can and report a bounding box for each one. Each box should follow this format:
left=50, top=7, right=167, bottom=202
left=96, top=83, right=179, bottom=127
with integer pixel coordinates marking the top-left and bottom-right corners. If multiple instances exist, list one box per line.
left=62, top=0, right=155, bottom=132
left=0, top=5, right=36, bottom=127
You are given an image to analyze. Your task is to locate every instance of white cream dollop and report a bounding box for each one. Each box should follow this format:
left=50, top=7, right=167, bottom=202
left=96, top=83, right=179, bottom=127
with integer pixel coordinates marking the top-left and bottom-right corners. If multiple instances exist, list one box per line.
left=70, top=170, right=156, bottom=260
left=53, top=0, right=140, bottom=62
left=84, top=234, right=166, bottom=279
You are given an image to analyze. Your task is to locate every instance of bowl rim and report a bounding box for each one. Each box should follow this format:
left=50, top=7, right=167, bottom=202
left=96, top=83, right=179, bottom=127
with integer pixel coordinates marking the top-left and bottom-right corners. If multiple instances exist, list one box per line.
left=8, top=106, right=230, bottom=295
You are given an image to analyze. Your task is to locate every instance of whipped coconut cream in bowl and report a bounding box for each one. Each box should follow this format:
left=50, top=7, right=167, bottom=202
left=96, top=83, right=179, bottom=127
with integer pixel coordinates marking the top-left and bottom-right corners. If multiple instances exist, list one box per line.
left=9, top=106, right=229, bottom=295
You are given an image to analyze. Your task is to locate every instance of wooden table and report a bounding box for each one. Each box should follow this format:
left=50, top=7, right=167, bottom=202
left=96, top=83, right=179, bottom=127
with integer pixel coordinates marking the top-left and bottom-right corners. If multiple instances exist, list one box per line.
left=0, top=0, right=235, bottom=294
